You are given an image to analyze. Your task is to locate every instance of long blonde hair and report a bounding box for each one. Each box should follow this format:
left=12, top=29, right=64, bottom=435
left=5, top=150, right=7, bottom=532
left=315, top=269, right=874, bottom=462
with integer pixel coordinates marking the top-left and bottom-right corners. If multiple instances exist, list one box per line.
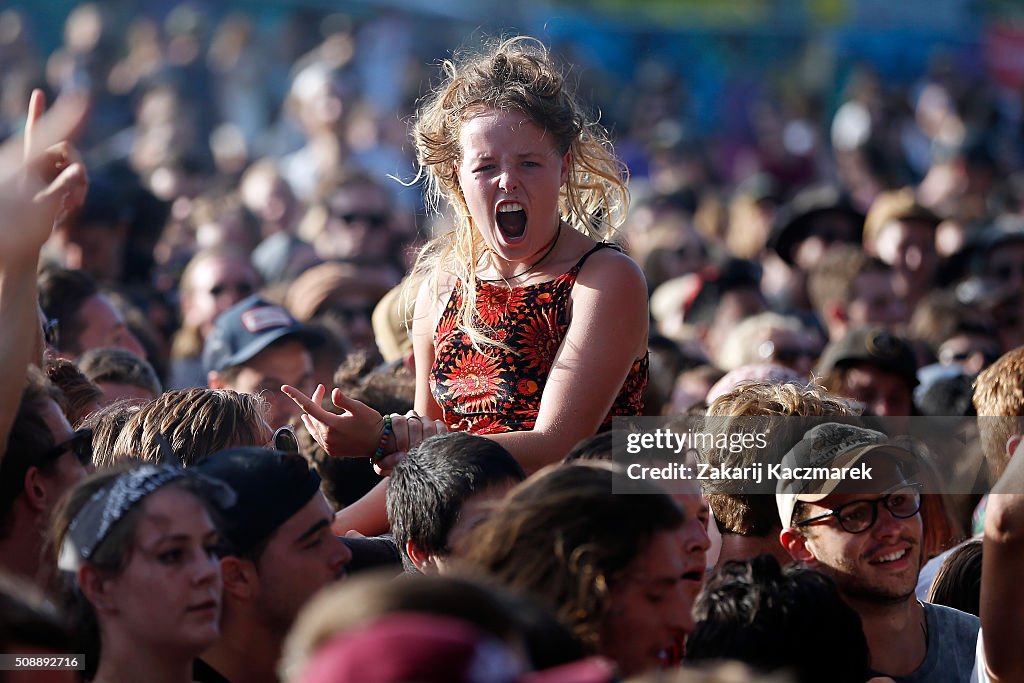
left=406, top=36, right=629, bottom=351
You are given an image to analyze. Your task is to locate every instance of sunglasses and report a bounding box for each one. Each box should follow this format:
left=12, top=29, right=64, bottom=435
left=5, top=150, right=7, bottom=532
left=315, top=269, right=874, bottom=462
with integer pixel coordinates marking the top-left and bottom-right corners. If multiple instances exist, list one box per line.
left=273, top=426, right=300, bottom=455
left=330, top=211, right=389, bottom=229
left=43, top=428, right=93, bottom=467
left=209, top=281, right=256, bottom=298
left=796, top=484, right=922, bottom=535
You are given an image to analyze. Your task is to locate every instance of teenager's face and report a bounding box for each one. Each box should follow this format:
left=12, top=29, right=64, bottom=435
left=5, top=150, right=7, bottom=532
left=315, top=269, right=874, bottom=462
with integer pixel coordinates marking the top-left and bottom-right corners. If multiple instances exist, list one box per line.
left=103, top=487, right=222, bottom=654
left=251, top=492, right=351, bottom=629
left=601, top=528, right=704, bottom=676
left=456, top=109, right=569, bottom=268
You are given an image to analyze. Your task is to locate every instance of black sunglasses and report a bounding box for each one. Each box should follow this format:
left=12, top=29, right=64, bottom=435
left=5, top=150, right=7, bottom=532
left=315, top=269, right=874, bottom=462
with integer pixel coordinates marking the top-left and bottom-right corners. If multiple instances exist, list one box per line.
left=43, top=428, right=93, bottom=467
left=273, top=426, right=300, bottom=455
left=331, top=211, right=388, bottom=229
left=796, top=484, right=922, bottom=535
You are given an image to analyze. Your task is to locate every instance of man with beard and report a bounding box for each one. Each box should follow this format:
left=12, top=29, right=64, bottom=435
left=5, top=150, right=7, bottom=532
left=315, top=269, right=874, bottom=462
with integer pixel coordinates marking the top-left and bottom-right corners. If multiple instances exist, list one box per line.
left=777, top=423, right=978, bottom=682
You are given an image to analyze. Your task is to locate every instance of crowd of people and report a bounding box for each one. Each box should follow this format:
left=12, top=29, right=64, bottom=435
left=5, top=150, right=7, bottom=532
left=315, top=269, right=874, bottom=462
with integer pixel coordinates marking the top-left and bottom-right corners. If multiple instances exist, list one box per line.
left=4, top=2, right=1024, bottom=682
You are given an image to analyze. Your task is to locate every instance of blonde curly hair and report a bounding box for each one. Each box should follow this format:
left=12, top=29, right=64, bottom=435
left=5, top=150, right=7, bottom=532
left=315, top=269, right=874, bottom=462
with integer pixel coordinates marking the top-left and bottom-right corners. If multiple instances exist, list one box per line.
left=406, top=35, right=629, bottom=350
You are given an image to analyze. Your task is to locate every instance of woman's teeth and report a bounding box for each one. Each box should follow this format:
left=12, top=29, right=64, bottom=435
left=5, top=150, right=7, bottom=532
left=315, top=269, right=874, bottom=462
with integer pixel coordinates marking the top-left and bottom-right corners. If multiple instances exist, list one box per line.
left=496, top=202, right=527, bottom=239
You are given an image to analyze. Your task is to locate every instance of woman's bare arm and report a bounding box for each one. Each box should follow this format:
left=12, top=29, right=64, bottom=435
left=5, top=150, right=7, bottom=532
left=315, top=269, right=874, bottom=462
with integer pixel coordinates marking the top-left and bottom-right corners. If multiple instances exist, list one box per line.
left=485, top=249, right=648, bottom=472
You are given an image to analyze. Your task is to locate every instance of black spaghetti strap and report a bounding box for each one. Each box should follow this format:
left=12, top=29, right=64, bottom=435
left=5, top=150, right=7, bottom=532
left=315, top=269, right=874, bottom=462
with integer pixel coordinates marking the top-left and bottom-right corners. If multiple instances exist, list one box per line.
left=572, top=241, right=621, bottom=271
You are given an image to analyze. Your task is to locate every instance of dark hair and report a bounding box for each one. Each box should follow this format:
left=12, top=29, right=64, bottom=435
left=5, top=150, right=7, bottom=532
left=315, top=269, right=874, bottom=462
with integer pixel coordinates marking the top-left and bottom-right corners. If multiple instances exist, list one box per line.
left=77, top=347, right=163, bottom=399
left=38, top=267, right=99, bottom=356
left=916, top=372, right=977, bottom=418
left=387, top=432, right=525, bottom=571
left=45, top=357, right=103, bottom=428
left=927, top=539, right=982, bottom=617
left=0, top=367, right=64, bottom=536
left=685, top=555, right=869, bottom=683
left=686, top=258, right=763, bottom=326
left=460, top=462, right=683, bottom=652
left=562, top=430, right=615, bottom=462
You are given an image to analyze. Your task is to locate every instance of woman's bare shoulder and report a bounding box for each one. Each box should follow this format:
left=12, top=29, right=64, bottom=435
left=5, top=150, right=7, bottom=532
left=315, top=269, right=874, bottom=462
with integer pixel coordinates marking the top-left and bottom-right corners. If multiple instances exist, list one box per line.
left=575, top=244, right=648, bottom=297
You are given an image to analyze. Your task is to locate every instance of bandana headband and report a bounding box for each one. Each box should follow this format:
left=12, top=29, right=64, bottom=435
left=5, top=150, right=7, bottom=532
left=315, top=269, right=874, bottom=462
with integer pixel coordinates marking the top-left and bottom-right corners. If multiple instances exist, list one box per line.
left=58, top=464, right=235, bottom=572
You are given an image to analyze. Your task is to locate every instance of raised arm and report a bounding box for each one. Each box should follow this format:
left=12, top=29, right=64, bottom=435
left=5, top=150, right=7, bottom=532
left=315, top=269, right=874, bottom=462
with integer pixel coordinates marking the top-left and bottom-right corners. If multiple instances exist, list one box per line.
left=483, top=248, right=648, bottom=472
left=981, top=439, right=1024, bottom=682
left=0, top=90, right=88, bottom=463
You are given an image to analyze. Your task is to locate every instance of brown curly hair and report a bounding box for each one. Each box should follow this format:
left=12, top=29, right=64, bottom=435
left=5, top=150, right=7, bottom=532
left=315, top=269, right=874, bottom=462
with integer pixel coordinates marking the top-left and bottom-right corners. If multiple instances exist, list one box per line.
left=458, top=462, right=682, bottom=652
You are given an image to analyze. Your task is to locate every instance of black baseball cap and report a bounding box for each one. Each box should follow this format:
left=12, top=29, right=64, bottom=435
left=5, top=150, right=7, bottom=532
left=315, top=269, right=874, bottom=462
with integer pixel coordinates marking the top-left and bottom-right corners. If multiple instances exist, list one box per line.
left=195, top=447, right=322, bottom=556
left=202, top=295, right=323, bottom=374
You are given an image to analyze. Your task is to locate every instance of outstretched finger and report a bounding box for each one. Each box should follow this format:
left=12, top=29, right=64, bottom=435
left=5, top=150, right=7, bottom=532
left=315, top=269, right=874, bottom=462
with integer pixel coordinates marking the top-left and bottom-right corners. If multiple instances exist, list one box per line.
left=282, top=383, right=338, bottom=422
left=24, top=89, right=44, bottom=163
left=330, top=387, right=368, bottom=415
left=1, top=91, right=88, bottom=181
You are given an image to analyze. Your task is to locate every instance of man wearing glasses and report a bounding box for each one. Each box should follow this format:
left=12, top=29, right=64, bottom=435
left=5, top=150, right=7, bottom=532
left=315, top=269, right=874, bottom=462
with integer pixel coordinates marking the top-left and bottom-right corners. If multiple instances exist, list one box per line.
left=0, top=367, right=90, bottom=591
left=777, top=422, right=978, bottom=682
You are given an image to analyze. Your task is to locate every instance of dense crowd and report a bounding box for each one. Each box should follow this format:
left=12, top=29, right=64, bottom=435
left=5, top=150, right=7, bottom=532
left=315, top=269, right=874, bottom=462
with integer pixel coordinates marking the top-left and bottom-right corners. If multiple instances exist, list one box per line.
left=3, top=3, right=1024, bottom=682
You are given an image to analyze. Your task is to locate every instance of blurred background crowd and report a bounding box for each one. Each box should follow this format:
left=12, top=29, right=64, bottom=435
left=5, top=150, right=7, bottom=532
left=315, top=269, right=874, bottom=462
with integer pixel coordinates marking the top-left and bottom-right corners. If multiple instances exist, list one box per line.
left=4, top=0, right=1024, bottom=427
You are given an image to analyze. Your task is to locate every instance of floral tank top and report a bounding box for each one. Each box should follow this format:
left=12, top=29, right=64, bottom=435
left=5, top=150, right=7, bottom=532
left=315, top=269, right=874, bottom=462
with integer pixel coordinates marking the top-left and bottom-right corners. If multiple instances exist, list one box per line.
left=431, top=243, right=648, bottom=434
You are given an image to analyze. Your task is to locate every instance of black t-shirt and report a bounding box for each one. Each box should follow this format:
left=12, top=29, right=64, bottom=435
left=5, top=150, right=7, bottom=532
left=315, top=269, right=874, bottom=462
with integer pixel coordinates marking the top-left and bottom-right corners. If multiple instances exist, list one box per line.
left=193, top=658, right=232, bottom=683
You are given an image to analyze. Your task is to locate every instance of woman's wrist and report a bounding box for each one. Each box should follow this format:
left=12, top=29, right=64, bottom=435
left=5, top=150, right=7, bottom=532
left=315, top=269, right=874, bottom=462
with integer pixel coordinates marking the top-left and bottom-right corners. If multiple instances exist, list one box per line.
left=372, top=415, right=393, bottom=462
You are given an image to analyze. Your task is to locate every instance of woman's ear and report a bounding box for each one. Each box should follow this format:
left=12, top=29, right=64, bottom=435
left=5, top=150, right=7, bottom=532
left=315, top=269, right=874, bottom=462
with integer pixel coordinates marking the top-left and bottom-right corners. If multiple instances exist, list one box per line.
left=78, top=564, right=117, bottom=614
left=560, top=151, right=571, bottom=187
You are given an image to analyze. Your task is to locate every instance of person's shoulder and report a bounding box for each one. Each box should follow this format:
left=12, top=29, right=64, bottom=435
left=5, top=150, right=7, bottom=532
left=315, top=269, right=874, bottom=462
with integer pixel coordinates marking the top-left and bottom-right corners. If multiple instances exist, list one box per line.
left=575, top=243, right=647, bottom=293
left=925, top=601, right=981, bottom=637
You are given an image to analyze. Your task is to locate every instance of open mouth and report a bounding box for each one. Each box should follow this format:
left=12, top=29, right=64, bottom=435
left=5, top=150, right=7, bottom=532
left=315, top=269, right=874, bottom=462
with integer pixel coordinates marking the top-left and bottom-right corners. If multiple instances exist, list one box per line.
left=496, top=201, right=527, bottom=241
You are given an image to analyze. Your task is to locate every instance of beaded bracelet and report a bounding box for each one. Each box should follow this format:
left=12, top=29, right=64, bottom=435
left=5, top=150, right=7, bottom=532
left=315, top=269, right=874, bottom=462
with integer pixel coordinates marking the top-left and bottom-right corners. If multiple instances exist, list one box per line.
left=372, top=415, right=393, bottom=462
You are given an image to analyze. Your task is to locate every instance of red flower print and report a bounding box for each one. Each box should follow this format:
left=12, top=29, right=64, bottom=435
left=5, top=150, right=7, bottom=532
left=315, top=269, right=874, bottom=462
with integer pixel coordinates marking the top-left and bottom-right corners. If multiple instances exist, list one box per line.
left=440, top=351, right=507, bottom=414
left=465, top=415, right=511, bottom=435
left=476, top=284, right=520, bottom=326
left=516, top=308, right=562, bottom=371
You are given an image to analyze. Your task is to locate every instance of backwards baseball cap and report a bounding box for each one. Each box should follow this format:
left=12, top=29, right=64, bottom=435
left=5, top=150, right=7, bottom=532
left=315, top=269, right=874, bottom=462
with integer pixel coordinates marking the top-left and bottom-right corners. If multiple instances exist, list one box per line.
left=775, top=422, right=919, bottom=528
left=202, top=295, right=323, bottom=374
left=195, top=447, right=322, bottom=555
left=815, top=326, right=918, bottom=389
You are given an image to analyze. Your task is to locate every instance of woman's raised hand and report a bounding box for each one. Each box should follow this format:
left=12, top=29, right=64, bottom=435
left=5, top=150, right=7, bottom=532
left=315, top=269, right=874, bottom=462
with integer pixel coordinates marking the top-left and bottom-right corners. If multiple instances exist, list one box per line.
left=281, top=383, right=384, bottom=457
